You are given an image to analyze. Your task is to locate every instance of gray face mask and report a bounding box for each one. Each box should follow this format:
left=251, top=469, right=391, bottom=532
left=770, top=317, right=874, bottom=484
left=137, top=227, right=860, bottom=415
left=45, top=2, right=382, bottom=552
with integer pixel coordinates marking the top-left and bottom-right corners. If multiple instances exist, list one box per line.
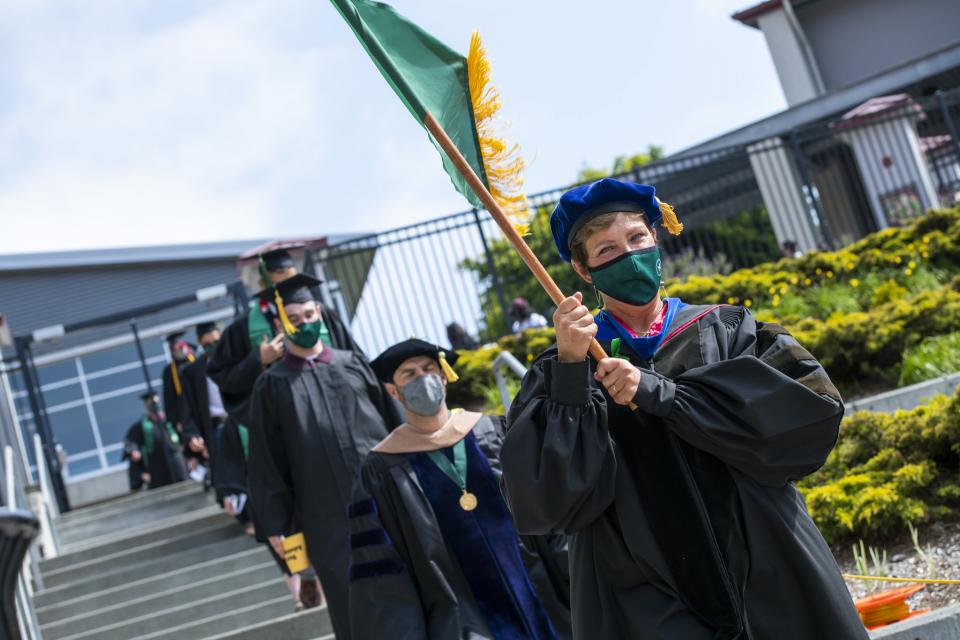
left=399, top=373, right=446, bottom=417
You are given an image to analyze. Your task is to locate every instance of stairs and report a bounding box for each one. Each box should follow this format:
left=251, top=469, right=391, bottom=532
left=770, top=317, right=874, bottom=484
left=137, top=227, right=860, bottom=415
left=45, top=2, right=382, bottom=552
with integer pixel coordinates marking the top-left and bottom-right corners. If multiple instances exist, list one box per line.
left=32, top=481, right=335, bottom=640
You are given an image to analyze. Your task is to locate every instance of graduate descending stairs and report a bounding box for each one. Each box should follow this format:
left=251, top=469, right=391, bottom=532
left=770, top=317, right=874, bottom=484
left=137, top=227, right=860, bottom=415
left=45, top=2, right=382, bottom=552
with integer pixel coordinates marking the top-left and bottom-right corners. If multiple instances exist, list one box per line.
left=30, top=481, right=334, bottom=640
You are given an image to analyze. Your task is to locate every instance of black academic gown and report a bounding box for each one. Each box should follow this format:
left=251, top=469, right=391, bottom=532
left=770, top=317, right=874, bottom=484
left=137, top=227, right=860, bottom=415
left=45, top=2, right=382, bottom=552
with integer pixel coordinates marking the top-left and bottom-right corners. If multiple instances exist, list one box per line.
left=123, top=416, right=189, bottom=490
left=181, top=353, right=243, bottom=498
left=350, top=415, right=572, bottom=640
left=161, top=361, right=188, bottom=428
left=500, top=304, right=868, bottom=640
left=248, top=348, right=396, bottom=639
left=207, top=306, right=362, bottom=425
left=180, top=353, right=216, bottom=446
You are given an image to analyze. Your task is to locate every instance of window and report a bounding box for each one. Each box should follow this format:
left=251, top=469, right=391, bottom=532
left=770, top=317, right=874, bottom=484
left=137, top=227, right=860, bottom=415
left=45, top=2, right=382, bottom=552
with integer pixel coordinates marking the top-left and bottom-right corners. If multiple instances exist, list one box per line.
left=47, top=405, right=97, bottom=457
left=82, top=343, right=139, bottom=376
left=92, top=391, right=147, bottom=449
left=106, top=446, right=126, bottom=467
left=65, top=453, right=104, bottom=478
left=36, top=360, right=78, bottom=387
left=85, top=366, right=149, bottom=397
left=148, top=357, right=170, bottom=383
left=41, top=381, right=84, bottom=410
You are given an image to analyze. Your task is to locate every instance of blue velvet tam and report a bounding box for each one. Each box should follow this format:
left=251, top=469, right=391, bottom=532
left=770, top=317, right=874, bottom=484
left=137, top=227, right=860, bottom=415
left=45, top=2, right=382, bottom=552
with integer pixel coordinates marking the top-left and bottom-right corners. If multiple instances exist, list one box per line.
left=550, top=178, right=682, bottom=262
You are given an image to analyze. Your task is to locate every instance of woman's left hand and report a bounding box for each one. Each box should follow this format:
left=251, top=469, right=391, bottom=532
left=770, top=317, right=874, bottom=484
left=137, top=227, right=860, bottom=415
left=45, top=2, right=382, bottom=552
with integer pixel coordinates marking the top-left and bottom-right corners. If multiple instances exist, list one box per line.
left=595, top=358, right=642, bottom=406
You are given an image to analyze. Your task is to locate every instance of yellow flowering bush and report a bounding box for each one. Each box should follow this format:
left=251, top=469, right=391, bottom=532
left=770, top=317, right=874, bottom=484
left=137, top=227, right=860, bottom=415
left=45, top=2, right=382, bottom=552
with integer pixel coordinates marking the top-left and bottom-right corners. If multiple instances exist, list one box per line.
left=800, top=389, right=960, bottom=544
left=666, top=208, right=960, bottom=314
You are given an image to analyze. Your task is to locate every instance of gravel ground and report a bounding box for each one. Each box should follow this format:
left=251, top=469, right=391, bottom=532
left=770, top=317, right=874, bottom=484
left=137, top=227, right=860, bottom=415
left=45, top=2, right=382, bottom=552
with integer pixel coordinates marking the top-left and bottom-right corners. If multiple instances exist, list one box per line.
left=836, top=519, right=960, bottom=612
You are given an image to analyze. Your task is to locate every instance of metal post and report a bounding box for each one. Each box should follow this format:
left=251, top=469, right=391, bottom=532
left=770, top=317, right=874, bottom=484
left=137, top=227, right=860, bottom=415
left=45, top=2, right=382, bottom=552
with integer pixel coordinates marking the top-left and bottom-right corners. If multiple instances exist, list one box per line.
left=14, top=337, right=70, bottom=513
left=936, top=90, right=960, bottom=174
left=472, top=208, right=511, bottom=336
left=3, top=447, right=14, bottom=508
left=229, top=281, right=250, bottom=316
left=789, top=129, right=834, bottom=249
left=129, top=320, right=153, bottom=392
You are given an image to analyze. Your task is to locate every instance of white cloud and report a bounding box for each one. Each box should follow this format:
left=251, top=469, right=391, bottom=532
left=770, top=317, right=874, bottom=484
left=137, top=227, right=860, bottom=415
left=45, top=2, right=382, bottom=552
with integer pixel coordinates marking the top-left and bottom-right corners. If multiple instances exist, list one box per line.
left=0, top=0, right=338, bottom=252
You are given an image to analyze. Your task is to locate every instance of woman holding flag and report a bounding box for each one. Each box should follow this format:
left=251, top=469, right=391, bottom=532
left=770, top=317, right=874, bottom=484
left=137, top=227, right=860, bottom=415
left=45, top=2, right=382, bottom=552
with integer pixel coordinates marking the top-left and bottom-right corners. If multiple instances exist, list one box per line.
left=497, top=178, right=868, bottom=639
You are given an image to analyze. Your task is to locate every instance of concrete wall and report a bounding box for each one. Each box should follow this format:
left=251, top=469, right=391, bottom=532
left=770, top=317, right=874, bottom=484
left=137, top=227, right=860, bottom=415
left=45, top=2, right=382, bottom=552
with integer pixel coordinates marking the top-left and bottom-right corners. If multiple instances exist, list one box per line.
left=800, top=0, right=960, bottom=92
left=65, top=466, right=131, bottom=508
left=757, top=9, right=822, bottom=106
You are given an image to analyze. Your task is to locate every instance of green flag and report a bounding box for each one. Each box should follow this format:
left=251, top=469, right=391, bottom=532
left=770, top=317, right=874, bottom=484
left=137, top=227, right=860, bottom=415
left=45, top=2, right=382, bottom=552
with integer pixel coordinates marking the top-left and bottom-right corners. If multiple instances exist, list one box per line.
left=331, top=0, right=525, bottom=216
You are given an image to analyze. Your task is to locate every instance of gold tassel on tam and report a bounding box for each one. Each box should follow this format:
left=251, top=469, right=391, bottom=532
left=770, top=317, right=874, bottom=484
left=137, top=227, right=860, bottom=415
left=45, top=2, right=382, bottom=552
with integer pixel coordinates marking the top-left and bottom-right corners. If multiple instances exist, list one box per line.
left=438, top=351, right=460, bottom=383
left=656, top=198, right=684, bottom=236
left=467, top=31, right=530, bottom=236
left=275, top=289, right=299, bottom=336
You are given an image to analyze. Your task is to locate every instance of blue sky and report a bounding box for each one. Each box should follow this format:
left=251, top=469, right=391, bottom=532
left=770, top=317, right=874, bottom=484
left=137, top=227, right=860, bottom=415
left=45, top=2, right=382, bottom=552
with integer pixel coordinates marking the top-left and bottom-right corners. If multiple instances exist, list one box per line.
left=0, top=0, right=787, bottom=254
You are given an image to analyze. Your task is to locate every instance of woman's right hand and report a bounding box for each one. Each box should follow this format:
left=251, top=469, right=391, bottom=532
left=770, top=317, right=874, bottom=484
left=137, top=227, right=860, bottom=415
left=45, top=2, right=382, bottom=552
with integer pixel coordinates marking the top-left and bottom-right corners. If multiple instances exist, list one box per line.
left=554, top=292, right=597, bottom=363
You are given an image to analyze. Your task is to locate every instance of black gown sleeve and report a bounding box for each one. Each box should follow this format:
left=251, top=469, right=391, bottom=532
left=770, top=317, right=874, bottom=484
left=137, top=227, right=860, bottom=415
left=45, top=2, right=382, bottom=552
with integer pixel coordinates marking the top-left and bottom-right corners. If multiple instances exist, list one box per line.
left=475, top=415, right=573, bottom=639
left=179, top=362, right=202, bottom=441
left=207, top=316, right=263, bottom=422
left=500, top=355, right=618, bottom=536
left=161, top=365, right=182, bottom=426
left=632, top=308, right=844, bottom=487
left=246, top=376, right=295, bottom=540
left=349, top=460, right=430, bottom=639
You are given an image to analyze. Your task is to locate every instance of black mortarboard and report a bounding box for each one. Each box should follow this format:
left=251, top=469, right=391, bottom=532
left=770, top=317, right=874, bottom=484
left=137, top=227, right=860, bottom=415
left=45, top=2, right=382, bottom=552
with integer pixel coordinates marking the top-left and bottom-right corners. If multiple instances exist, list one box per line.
left=254, top=273, right=322, bottom=306
left=261, top=248, right=296, bottom=272
left=165, top=331, right=186, bottom=345
left=371, top=338, right=460, bottom=384
left=139, top=390, right=159, bottom=400
left=196, top=322, right=219, bottom=339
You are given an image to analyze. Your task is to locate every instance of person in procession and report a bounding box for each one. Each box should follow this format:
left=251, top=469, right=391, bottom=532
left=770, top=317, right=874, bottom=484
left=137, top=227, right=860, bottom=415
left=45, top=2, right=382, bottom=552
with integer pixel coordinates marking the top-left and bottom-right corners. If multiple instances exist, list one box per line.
left=206, top=247, right=359, bottom=425
left=348, top=338, right=571, bottom=639
left=123, top=390, right=188, bottom=490
left=180, top=322, right=241, bottom=516
left=160, top=331, right=194, bottom=437
left=498, top=178, right=868, bottom=639
left=247, top=273, right=400, bottom=638
left=206, top=247, right=345, bottom=610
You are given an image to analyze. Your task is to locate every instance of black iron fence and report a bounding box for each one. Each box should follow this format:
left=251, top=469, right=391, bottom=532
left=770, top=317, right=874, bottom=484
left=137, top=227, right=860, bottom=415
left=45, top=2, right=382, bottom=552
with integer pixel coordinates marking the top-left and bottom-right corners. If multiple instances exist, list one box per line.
left=316, top=88, right=960, bottom=351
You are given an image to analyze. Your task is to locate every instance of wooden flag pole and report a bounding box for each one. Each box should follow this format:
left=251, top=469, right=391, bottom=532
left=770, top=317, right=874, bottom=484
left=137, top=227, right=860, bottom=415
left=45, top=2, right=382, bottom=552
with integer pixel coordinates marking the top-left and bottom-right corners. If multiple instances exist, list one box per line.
left=423, top=112, right=637, bottom=408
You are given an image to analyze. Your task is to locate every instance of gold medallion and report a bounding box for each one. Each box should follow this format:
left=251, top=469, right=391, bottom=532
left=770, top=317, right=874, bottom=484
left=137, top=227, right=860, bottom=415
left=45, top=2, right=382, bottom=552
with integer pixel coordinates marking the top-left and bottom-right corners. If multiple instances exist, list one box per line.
left=459, top=491, right=478, bottom=511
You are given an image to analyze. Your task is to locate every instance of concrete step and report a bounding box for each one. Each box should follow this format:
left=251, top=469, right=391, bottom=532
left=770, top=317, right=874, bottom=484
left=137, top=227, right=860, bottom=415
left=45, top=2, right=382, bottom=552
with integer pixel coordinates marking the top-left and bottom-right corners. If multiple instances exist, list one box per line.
left=208, top=608, right=334, bottom=640
left=57, top=504, right=225, bottom=555
left=36, top=555, right=279, bottom=624
left=47, top=579, right=291, bottom=640
left=41, top=514, right=236, bottom=573
left=57, top=490, right=215, bottom=544
left=39, top=520, right=242, bottom=586
left=57, top=481, right=202, bottom=524
left=137, top=597, right=327, bottom=640
left=38, top=533, right=259, bottom=596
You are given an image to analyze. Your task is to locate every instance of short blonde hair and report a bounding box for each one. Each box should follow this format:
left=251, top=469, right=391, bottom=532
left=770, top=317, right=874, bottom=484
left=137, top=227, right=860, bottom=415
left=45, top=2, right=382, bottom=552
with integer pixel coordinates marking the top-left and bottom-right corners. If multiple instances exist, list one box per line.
left=569, top=211, right=651, bottom=265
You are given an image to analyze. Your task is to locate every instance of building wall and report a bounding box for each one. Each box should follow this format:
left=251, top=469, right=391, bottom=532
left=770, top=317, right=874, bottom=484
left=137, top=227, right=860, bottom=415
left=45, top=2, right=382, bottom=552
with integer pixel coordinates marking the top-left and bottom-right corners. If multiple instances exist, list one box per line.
left=0, top=259, right=238, bottom=342
left=0, top=258, right=243, bottom=483
left=758, top=9, right=822, bottom=106
left=800, top=0, right=960, bottom=92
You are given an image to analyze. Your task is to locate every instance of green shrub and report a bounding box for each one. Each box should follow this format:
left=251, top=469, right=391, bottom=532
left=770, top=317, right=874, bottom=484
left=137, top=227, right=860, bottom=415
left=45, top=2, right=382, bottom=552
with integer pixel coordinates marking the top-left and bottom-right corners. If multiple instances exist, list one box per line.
left=899, top=332, right=960, bottom=386
left=800, top=389, right=960, bottom=544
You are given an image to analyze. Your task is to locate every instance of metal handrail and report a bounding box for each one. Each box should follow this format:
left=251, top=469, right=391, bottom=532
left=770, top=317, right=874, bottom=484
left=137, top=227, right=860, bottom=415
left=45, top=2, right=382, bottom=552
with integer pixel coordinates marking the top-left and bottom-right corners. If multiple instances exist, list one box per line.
left=32, top=435, right=60, bottom=558
left=492, top=351, right=528, bottom=412
left=2, top=446, right=42, bottom=640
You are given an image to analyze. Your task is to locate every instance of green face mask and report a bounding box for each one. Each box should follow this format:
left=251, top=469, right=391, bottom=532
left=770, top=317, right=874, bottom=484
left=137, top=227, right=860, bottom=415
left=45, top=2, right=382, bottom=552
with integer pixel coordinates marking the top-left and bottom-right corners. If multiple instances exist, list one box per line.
left=286, top=320, right=323, bottom=349
left=589, top=246, right=662, bottom=306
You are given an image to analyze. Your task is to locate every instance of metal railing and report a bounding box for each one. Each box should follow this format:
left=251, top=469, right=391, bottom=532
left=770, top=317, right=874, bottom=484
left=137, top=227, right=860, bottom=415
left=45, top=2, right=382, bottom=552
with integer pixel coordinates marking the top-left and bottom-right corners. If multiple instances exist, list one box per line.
left=492, top=352, right=528, bottom=413
left=1, top=444, right=43, bottom=640
left=315, top=87, right=960, bottom=353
